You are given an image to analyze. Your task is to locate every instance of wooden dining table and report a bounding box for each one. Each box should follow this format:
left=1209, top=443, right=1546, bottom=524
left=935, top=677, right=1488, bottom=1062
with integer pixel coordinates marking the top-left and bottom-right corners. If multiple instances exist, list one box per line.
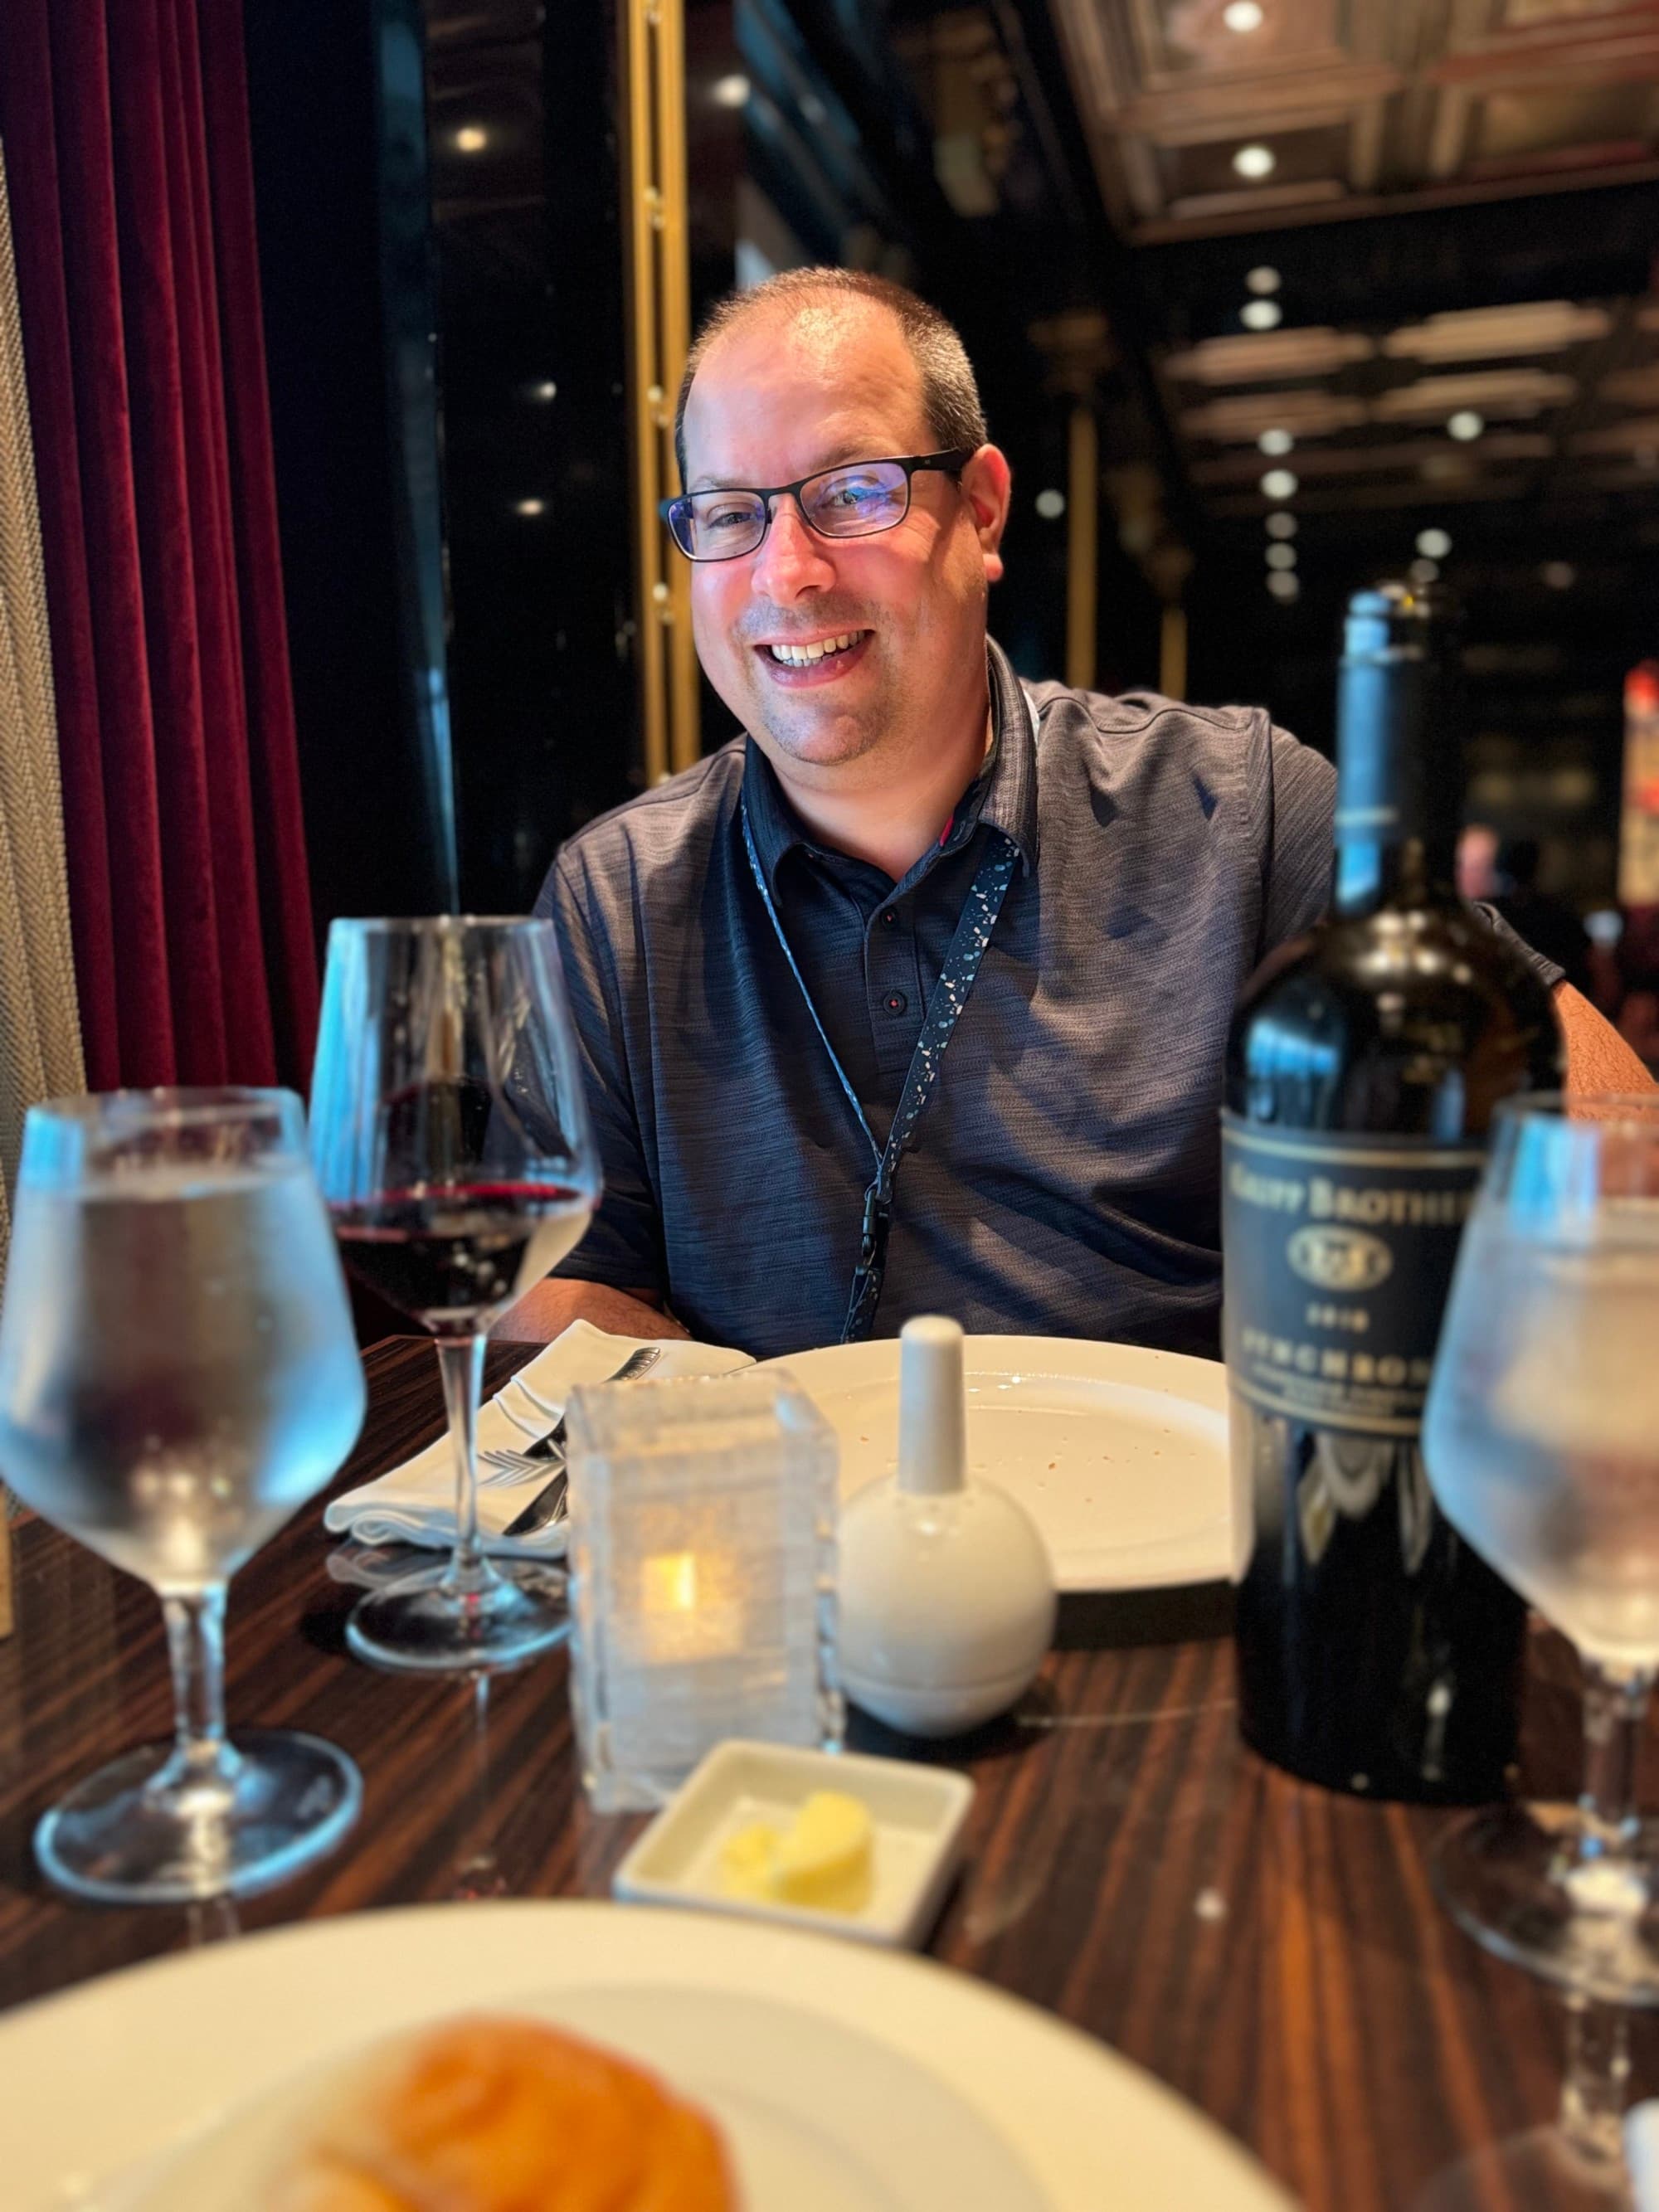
left=0, top=1334, right=1650, bottom=2211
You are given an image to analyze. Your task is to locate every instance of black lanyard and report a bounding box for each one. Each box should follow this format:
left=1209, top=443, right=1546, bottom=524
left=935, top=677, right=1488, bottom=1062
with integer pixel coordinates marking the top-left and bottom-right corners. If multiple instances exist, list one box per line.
left=740, top=742, right=1024, bottom=1344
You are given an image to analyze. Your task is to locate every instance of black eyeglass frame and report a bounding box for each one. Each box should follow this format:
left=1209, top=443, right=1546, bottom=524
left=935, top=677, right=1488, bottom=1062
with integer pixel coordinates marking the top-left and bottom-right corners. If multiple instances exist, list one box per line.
left=659, top=448, right=977, bottom=562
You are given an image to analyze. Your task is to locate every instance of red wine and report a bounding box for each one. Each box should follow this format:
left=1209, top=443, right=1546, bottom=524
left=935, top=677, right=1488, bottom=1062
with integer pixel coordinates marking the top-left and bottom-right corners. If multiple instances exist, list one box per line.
left=1223, top=584, right=1561, bottom=1801
left=333, top=1182, right=592, bottom=1335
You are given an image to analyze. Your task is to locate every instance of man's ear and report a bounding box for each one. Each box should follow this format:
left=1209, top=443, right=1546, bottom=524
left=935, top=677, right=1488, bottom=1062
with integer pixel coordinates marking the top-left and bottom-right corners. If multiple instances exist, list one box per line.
left=963, top=445, right=1013, bottom=583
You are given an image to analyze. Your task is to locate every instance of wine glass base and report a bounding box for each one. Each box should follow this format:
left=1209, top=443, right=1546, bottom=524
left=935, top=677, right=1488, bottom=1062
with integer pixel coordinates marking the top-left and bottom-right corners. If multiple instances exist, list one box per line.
left=346, top=1560, right=568, bottom=1674
left=1435, top=1802, right=1659, bottom=2007
left=35, top=1730, right=362, bottom=1906
left=1412, top=2123, right=1632, bottom=2210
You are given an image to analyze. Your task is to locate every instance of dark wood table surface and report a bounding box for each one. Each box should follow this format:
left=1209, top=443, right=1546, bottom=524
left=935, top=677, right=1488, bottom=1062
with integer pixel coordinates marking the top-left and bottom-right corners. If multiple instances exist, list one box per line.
left=0, top=1335, right=1650, bottom=2210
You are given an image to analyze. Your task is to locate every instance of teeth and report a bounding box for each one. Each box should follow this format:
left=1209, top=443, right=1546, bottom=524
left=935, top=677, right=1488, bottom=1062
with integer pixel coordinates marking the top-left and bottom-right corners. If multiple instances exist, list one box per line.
left=769, top=631, right=861, bottom=666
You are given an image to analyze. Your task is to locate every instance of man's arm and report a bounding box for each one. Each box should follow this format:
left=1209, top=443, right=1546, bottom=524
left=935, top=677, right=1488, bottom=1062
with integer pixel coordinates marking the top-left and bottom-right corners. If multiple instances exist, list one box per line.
left=1557, top=982, right=1658, bottom=1097
left=494, top=1276, right=690, bottom=1344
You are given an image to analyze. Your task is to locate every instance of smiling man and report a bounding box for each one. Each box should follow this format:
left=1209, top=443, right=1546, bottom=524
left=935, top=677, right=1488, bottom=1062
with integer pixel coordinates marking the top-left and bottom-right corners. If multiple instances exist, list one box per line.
left=509, top=269, right=1647, bottom=1358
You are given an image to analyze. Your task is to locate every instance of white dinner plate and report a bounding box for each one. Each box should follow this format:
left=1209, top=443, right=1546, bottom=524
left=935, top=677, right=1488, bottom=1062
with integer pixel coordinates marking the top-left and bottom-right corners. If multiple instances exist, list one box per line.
left=2, top=1901, right=1291, bottom=2212
left=756, top=1334, right=1229, bottom=1592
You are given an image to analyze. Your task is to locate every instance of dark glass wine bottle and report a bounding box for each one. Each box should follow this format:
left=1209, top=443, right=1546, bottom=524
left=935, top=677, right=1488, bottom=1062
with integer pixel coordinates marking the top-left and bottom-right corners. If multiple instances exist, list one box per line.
left=1223, top=582, right=1562, bottom=1801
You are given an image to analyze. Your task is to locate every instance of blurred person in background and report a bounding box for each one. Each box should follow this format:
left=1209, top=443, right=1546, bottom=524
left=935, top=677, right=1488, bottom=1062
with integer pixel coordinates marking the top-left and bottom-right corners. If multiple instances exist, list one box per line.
left=1456, top=823, right=1501, bottom=904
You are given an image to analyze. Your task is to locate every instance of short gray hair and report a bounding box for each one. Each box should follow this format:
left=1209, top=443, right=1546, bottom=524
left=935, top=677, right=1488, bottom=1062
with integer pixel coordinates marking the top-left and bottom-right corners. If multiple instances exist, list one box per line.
left=674, top=270, right=987, bottom=482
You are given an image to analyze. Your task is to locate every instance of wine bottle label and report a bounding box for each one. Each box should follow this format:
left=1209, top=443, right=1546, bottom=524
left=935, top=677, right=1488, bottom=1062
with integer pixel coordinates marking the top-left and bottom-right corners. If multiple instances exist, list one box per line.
left=1220, top=1116, right=1482, bottom=1437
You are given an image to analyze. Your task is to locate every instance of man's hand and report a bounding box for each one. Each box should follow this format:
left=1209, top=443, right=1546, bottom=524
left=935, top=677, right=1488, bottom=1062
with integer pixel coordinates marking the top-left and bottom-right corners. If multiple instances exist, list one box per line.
left=492, top=1276, right=691, bottom=1344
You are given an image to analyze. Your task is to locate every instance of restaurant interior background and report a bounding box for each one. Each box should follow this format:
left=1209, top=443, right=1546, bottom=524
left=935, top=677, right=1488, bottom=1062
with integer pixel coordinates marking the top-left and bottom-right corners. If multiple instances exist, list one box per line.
left=241, top=0, right=1659, bottom=976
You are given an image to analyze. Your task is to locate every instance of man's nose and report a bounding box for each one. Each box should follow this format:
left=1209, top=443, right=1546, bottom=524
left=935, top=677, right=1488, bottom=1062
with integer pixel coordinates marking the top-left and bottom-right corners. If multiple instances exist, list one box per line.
left=749, top=498, right=834, bottom=600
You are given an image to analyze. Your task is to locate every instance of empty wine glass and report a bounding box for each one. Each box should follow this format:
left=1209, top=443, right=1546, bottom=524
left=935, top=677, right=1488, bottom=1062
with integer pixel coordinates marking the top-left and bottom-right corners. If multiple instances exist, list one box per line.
left=309, top=917, right=600, bottom=1673
left=0, top=1089, right=367, bottom=1903
left=1424, top=1093, right=1659, bottom=2009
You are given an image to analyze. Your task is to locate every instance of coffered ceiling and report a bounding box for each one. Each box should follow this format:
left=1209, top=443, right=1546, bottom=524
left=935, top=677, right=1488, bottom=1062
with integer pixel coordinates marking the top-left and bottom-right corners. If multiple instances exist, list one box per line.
left=1048, top=0, right=1659, bottom=242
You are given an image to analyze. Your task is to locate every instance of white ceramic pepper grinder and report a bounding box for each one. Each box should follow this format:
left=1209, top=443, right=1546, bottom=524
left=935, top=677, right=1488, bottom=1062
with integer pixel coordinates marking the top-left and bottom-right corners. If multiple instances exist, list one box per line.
left=836, top=1315, right=1057, bottom=1737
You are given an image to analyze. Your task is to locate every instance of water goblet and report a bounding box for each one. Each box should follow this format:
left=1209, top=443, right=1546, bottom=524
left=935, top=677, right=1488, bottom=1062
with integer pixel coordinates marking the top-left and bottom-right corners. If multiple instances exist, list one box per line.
left=1424, top=1092, right=1659, bottom=2008
left=0, top=1088, right=367, bottom=1903
left=309, top=916, right=600, bottom=1673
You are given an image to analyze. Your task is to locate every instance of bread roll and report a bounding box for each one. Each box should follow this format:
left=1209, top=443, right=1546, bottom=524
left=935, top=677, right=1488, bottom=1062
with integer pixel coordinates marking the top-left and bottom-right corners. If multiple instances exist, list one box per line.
left=265, top=2012, right=737, bottom=2211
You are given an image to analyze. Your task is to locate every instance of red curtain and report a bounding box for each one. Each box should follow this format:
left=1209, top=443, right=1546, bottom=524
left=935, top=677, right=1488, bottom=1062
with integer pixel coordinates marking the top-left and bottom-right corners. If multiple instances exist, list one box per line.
left=0, top=0, right=319, bottom=1091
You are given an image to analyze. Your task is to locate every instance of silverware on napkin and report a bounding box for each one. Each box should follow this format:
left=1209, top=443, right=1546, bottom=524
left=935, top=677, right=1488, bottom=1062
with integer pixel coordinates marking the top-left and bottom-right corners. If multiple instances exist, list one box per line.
left=499, top=1343, right=664, bottom=1539
left=513, top=1342, right=663, bottom=1462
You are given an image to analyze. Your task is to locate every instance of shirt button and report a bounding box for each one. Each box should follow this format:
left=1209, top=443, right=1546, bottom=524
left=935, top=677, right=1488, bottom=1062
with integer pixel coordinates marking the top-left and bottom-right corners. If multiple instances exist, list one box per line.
left=883, top=990, right=908, bottom=1015
left=880, top=907, right=898, bottom=927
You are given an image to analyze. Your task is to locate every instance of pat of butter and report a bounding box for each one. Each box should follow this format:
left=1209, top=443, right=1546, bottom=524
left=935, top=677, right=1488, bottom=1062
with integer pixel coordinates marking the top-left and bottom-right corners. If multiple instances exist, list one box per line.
left=719, top=1791, right=874, bottom=1913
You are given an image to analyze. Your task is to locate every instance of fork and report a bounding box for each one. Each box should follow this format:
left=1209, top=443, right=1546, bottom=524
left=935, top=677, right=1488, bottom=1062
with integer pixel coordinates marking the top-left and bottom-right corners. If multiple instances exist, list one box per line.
left=495, top=1343, right=663, bottom=1469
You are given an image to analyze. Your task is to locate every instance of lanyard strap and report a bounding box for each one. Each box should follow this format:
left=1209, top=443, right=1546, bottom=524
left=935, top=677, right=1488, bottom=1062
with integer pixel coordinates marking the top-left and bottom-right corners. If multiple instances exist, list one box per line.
left=741, top=804, right=1019, bottom=1344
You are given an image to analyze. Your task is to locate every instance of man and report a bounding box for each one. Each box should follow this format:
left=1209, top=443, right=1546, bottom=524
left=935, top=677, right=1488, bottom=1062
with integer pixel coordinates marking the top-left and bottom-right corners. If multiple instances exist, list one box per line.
left=508, top=270, right=1648, bottom=1357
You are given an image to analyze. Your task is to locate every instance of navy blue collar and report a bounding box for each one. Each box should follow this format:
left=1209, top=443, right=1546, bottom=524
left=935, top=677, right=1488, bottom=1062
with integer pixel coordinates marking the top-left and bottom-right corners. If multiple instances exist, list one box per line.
left=740, top=639, right=1040, bottom=897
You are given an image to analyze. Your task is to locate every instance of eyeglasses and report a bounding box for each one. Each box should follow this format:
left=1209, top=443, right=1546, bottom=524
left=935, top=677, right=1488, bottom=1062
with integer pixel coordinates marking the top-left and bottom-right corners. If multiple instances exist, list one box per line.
left=661, top=450, right=975, bottom=562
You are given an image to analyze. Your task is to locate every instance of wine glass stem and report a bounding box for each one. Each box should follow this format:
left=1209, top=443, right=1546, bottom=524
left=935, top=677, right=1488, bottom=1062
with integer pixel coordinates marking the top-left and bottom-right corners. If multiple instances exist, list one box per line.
left=438, top=1332, right=489, bottom=1592
left=1579, top=1660, right=1653, bottom=1864
left=160, top=1584, right=238, bottom=1787
left=1559, top=1999, right=1632, bottom=2166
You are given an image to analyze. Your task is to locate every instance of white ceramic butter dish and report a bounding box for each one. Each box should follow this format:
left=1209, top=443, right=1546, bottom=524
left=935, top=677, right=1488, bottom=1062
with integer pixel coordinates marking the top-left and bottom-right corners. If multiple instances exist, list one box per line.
left=612, top=1738, right=974, bottom=1948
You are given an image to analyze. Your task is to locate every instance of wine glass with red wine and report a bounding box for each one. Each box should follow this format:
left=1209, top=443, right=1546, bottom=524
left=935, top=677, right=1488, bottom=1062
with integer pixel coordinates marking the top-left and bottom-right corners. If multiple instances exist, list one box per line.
left=309, top=917, right=601, bottom=1671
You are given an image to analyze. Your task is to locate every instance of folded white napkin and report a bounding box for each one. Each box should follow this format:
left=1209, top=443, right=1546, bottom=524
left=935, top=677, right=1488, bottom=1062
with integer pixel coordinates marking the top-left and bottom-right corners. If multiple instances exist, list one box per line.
left=324, top=1320, right=753, bottom=1559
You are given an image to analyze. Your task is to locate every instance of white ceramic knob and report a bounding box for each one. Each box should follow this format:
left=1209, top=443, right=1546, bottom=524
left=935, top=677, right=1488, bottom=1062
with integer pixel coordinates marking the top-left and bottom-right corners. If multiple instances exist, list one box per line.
left=837, top=1316, right=1057, bottom=1738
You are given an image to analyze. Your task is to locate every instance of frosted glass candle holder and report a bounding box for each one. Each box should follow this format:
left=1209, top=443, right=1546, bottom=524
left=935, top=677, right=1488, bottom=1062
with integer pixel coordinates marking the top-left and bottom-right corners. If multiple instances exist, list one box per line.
left=564, top=1370, right=843, bottom=1813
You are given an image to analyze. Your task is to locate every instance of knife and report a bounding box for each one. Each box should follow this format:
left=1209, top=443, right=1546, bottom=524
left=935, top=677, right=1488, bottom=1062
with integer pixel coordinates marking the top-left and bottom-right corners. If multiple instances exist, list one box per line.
left=501, top=1344, right=664, bottom=1538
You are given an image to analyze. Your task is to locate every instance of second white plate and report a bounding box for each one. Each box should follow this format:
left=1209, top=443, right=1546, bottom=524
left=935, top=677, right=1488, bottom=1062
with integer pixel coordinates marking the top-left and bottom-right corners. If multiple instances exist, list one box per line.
left=756, top=1334, right=1229, bottom=1592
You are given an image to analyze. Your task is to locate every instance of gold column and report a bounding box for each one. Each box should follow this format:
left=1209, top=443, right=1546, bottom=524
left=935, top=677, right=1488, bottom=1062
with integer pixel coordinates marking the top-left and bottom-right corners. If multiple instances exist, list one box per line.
left=621, top=0, right=699, bottom=783
left=1065, top=402, right=1097, bottom=694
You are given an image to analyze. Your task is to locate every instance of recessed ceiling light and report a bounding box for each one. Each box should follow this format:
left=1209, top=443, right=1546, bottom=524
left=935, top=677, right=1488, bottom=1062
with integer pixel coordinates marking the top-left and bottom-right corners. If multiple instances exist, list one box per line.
left=1034, top=489, right=1066, bottom=519
left=1266, top=543, right=1297, bottom=571
left=1541, top=561, right=1576, bottom=590
left=1447, top=411, right=1484, bottom=442
left=1409, top=557, right=1440, bottom=585
left=514, top=498, right=547, bottom=517
left=526, top=380, right=558, bottom=402
left=455, top=124, right=489, bottom=153
left=1233, top=144, right=1277, bottom=181
left=1258, top=427, right=1293, bottom=456
left=710, top=72, right=751, bottom=107
left=1245, top=266, right=1281, bottom=296
left=1223, top=1, right=1265, bottom=28
left=1265, top=511, right=1297, bottom=539
left=1260, top=468, right=1298, bottom=500
left=1416, top=527, right=1452, bottom=560
left=1267, top=570, right=1300, bottom=600
left=1241, top=299, right=1282, bottom=331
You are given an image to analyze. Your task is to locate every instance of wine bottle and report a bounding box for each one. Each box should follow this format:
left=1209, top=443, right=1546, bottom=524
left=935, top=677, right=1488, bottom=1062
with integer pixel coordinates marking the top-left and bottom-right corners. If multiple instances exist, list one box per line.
left=1223, top=582, right=1561, bottom=1801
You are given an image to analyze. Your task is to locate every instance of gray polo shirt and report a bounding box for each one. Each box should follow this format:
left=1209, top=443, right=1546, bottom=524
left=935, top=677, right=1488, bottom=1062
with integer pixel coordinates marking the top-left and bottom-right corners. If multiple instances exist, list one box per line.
left=538, top=642, right=1555, bottom=1359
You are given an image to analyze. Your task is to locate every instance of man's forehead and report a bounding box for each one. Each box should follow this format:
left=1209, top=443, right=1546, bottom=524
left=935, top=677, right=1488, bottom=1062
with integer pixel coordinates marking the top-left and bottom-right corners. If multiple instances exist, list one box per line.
left=683, top=301, right=927, bottom=479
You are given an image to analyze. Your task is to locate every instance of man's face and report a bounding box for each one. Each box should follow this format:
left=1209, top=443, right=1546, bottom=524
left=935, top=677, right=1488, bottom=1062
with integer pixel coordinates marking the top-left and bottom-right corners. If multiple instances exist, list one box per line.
left=679, top=304, right=1011, bottom=784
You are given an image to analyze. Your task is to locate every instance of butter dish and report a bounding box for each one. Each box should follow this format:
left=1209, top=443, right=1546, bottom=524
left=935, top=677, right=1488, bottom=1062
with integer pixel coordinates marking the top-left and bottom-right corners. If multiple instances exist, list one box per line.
left=612, top=1739, right=974, bottom=1948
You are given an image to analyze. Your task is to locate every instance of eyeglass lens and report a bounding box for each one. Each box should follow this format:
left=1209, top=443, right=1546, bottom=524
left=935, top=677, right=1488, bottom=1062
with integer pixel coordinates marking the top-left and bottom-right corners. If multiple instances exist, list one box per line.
left=674, top=459, right=911, bottom=558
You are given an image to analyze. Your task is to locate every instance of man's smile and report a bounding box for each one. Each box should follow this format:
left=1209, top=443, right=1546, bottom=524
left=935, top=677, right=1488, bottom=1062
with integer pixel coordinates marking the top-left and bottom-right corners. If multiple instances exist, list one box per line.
left=752, top=629, right=874, bottom=685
